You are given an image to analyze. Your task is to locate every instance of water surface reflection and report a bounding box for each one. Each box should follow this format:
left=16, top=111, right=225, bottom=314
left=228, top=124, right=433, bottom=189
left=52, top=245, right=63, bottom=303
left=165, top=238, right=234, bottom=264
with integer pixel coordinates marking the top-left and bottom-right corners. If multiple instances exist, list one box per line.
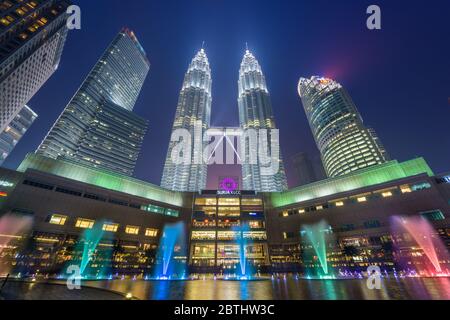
left=83, top=276, right=450, bottom=300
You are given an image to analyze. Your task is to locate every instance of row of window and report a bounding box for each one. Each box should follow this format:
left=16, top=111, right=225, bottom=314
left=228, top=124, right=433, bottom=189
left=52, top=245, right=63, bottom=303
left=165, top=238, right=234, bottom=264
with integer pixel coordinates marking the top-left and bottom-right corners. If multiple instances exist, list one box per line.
left=48, top=214, right=159, bottom=237
left=22, top=179, right=180, bottom=217
left=281, top=210, right=445, bottom=240
left=280, top=182, right=432, bottom=218
left=194, top=197, right=263, bottom=206
left=192, top=219, right=265, bottom=229
left=191, top=231, right=268, bottom=241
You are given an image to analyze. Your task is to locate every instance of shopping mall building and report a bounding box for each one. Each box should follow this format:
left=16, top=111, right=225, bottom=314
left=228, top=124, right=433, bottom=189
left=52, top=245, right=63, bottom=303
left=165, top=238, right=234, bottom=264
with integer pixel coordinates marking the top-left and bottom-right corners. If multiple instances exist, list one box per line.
left=0, top=154, right=449, bottom=276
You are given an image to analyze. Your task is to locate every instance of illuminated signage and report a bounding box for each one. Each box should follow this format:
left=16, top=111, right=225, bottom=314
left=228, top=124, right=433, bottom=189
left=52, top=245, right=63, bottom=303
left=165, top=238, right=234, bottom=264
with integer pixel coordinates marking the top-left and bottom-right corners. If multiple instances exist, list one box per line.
left=0, top=192, right=8, bottom=197
left=217, top=190, right=241, bottom=196
left=219, top=177, right=238, bottom=192
left=0, top=180, right=14, bottom=187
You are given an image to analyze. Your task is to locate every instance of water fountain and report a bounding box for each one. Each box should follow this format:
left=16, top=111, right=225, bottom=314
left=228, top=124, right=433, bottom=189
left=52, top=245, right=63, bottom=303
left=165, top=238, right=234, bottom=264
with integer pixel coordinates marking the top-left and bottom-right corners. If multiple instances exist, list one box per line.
left=301, top=220, right=334, bottom=279
left=0, top=214, right=33, bottom=276
left=233, top=223, right=252, bottom=280
left=391, top=216, right=450, bottom=277
left=219, top=223, right=268, bottom=281
left=62, top=219, right=111, bottom=279
left=152, top=222, right=187, bottom=280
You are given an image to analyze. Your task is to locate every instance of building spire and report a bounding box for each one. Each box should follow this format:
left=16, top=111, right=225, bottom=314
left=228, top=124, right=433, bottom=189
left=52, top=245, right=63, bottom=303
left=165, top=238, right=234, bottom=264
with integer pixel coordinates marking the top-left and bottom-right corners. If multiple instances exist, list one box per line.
left=245, top=42, right=249, bottom=53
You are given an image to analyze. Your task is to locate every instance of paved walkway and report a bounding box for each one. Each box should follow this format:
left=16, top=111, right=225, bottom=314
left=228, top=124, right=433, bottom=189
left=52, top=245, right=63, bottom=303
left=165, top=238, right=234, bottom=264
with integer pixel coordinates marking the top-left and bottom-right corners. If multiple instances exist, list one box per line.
left=0, top=279, right=126, bottom=300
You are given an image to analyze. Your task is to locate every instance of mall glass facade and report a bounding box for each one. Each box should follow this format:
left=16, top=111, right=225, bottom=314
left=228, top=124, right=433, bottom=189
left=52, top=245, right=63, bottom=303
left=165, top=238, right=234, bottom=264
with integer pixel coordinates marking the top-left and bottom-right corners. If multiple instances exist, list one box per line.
left=189, top=191, right=270, bottom=273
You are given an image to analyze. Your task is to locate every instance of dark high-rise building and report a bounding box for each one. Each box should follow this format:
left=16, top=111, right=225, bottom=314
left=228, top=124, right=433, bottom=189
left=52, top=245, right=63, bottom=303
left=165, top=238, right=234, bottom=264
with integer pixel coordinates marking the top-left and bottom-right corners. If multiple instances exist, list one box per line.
left=238, top=49, right=288, bottom=192
left=298, top=76, right=389, bottom=178
left=37, top=29, right=150, bottom=176
left=291, top=152, right=326, bottom=186
left=0, top=105, right=37, bottom=165
left=0, top=0, right=71, bottom=132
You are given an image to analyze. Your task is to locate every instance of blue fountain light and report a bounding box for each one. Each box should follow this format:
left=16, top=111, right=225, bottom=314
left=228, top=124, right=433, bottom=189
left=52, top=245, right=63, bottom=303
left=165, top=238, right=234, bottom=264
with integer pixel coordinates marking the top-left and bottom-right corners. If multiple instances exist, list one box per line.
left=153, top=222, right=187, bottom=280
left=232, top=223, right=254, bottom=280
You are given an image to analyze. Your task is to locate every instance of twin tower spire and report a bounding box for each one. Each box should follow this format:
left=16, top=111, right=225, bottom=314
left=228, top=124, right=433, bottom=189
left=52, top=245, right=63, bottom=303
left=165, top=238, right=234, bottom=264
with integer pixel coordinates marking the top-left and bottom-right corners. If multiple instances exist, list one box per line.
left=161, top=48, right=288, bottom=192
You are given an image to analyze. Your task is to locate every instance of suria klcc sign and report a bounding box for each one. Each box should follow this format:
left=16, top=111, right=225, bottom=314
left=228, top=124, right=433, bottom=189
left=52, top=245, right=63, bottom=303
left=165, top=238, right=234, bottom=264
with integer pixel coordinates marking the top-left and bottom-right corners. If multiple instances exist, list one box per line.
left=217, top=177, right=240, bottom=195
left=219, top=177, right=239, bottom=192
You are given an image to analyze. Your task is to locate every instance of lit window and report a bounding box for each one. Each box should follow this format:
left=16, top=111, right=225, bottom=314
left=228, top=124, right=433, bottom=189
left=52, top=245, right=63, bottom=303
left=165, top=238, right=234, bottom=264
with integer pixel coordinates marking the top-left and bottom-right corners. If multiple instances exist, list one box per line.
left=192, top=231, right=216, bottom=240
left=316, top=205, right=324, bottom=210
left=145, top=228, right=158, bottom=237
left=282, top=211, right=289, bottom=217
left=335, top=201, right=344, bottom=207
left=75, top=218, right=95, bottom=229
left=165, top=208, right=179, bottom=217
left=218, top=198, right=240, bottom=206
left=249, top=220, right=263, bottom=229
left=243, top=231, right=267, bottom=240
left=411, top=182, right=432, bottom=191
left=49, top=214, right=67, bottom=226
left=103, top=223, right=119, bottom=232
left=382, top=191, right=393, bottom=198
left=299, top=209, right=305, bottom=214
left=400, top=185, right=412, bottom=193
left=241, top=198, right=263, bottom=206
left=125, top=225, right=139, bottom=235
left=421, top=210, right=445, bottom=222
left=195, top=198, right=217, bottom=206
left=357, top=197, right=367, bottom=203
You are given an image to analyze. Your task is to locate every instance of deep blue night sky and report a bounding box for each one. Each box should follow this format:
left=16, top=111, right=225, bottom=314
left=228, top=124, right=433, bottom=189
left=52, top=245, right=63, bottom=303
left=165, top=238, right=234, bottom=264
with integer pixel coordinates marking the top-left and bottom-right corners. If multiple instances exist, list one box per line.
left=3, top=0, right=450, bottom=188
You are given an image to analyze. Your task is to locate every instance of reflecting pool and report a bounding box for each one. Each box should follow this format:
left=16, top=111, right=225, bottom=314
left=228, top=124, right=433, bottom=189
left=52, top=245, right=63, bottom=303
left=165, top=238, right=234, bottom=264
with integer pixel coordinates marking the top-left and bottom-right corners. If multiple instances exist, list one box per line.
left=79, top=275, right=450, bottom=300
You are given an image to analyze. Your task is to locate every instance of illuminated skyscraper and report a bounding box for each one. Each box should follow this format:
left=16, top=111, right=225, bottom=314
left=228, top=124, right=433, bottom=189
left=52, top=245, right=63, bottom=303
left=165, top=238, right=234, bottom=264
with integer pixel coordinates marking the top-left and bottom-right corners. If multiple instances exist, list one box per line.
left=0, top=0, right=71, bottom=132
left=0, top=105, right=37, bottom=165
left=37, top=29, right=149, bottom=176
left=161, top=49, right=212, bottom=192
left=238, top=49, right=288, bottom=192
left=298, top=76, right=388, bottom=178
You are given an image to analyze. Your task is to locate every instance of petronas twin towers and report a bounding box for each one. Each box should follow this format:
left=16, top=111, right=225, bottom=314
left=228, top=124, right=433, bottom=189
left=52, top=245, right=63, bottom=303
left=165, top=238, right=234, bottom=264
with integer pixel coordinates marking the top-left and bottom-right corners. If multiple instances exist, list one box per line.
left=161, top=49, right=212, bottom=192
left=161, top=48, right=288, bottom=192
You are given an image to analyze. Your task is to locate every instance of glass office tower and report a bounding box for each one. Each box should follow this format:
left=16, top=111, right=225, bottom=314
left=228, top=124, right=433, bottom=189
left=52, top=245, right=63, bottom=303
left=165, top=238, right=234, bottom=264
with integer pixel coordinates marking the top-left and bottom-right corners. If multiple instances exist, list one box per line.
left=298, top=76, right=388, bottom=178
left=0, top=0, right=70, bottom=132
left=161, top=49, right=212, bottom=192
left=238, top=50, right=288, bottom=192
left=37, top=29, right=150, bottom=176
left=0, top=105, right=37, bottom=165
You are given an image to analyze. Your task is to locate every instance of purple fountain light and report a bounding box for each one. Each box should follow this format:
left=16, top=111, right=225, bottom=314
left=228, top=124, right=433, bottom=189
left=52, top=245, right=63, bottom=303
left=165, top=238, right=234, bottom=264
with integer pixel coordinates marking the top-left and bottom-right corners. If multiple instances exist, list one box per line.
left=0, top=214, right=33, bottom=275
left=392, top=216, right=449, bottom=275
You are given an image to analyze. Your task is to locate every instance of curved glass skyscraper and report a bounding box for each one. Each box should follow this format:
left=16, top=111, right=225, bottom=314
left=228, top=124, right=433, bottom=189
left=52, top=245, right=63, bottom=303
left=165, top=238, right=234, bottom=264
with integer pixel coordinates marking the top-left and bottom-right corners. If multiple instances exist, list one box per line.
left=298, top=76, right=389, bottom=178
left=238, top=50, right=287, bottom=192
left=161, top=49, right=212, bottom=192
